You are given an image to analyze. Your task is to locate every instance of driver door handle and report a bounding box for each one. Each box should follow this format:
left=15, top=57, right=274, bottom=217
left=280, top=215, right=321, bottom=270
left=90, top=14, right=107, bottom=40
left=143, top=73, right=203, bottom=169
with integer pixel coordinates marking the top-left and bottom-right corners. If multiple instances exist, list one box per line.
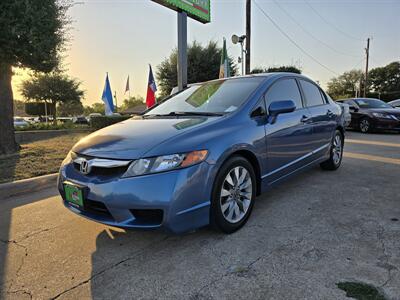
left=301, top=115, right=311, bottom=123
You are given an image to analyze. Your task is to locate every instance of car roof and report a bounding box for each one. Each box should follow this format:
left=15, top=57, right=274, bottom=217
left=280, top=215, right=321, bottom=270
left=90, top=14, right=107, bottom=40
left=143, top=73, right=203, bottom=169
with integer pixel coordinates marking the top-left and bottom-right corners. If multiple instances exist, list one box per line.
left=190, top=72, right=314, bottom=86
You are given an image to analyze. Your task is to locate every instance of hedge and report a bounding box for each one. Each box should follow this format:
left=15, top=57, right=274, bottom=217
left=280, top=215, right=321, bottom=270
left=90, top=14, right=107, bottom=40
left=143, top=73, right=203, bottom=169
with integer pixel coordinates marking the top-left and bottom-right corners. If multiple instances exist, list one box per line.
left=90, top=115, right=131, bottom=130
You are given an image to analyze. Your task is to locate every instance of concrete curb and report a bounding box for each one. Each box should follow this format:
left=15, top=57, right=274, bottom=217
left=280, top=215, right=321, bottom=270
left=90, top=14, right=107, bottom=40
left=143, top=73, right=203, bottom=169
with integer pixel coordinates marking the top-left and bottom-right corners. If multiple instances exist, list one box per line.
left=0, top=173, right=58, bottom=200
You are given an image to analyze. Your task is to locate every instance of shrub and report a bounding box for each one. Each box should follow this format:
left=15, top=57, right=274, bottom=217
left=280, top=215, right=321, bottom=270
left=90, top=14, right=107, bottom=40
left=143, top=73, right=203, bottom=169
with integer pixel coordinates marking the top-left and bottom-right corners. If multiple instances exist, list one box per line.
left=15, top=122, right=88, bottom=131
left=90, top=116, right=131, bottom=130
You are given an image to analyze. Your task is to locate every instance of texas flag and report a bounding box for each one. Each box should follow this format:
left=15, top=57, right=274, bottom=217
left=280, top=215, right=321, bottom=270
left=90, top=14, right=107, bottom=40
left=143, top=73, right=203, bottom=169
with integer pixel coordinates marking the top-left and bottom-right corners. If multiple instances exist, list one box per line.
left=146, top=65, right=157, bottom=108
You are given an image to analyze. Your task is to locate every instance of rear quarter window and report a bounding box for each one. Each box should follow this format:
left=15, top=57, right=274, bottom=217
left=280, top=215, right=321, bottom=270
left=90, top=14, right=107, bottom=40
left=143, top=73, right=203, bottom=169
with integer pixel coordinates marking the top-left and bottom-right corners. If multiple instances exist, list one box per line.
left=300, top=80, right=326, bottom=107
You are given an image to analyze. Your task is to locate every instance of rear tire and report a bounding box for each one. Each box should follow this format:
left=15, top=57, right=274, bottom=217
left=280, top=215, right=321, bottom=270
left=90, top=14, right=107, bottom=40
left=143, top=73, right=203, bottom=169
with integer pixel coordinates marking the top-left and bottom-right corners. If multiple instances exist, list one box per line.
left=320, top=130, right=344, bottom=171
left=210, top=156, right=256, bottom=234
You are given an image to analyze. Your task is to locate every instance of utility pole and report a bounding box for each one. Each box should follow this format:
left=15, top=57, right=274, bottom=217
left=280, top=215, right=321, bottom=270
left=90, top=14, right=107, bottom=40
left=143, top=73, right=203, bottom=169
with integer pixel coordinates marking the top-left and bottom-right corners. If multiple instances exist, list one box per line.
left=364, top=38, right=370, bottom=97
left=177, top=11, right=188, bottom=91
left=245, top=0, right=251, bottom=74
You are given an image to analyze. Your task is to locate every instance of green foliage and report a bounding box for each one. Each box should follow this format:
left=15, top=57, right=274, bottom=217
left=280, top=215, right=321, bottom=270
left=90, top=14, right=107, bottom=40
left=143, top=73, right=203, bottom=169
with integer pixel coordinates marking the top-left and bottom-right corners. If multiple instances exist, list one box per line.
left=58, top=101, right=84, bottom=116
left=14, top=122, right=87, bottom=131
left=90, top=116, right=131, bottom=130
left=25, top=102, right=55, bottom=116
left=119, top=96, right=145, bottom=112
left=13, top=100, right=25, bottom=112
left=156, top=40, right=238, bottom=98
left=21, top=72, right=84, bottom=104
left=250, top=65, right=302, bottom=74
left=327, top=61, right=400, bottom=101
left=0, top=0, right=70, bottom=71
left=20, top=72, right=84, bottom=121
left=369, top=61, right=400, bottom=101
left=0, top=0, right=71, bottom=154
left=327, top=70, right=364, bottom=100
left=84, top=102, right=105, bottom=115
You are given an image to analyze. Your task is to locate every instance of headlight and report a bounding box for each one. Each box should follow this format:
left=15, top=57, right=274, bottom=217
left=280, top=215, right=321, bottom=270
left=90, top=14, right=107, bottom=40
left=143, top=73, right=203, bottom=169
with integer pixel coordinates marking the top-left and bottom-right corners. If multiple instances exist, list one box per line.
left=122, top=150, right=208, bottom=178
left=372, top=112, right=392, bottom=119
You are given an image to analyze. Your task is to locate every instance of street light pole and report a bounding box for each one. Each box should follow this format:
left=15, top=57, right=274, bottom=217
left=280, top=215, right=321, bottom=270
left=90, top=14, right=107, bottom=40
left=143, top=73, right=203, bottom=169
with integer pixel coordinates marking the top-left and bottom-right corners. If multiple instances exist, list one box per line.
left=364, top=38, right=370, bottom=97
left=232, top=34, right=247, bottom=76
left=240, top=42, right=244, bottom=76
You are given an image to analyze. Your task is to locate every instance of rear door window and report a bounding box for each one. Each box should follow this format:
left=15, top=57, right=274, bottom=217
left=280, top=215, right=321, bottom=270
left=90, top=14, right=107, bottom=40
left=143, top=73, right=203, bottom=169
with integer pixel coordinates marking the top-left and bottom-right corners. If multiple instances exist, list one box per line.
left=300, top=80, right=326, bottom=107
left=265, top=79, right=303, bottom=110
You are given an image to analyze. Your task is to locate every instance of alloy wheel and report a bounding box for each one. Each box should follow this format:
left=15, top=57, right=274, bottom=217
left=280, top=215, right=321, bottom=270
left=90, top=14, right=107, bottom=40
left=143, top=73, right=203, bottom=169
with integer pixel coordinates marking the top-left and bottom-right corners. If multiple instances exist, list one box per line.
left=360, top=119, right=370, bottom=133
left=332, top=134, right=342, bottom=165
left=219, top=166, right=253, bottom=224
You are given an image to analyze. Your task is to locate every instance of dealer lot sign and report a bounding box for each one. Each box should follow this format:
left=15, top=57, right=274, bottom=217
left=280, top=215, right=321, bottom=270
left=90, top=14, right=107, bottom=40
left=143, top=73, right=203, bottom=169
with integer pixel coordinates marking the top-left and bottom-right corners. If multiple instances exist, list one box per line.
left=152, top=0, right=211, bottom=23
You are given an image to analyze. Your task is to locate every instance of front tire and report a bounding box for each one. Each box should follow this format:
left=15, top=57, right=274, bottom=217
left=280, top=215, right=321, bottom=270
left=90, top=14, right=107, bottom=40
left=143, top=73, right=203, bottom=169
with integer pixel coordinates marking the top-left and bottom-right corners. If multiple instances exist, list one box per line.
left=210, top=156, right=256, bottom=233
left=320, top=130, right=344, bottom=171
left=359, top=118, right=371, bottom=133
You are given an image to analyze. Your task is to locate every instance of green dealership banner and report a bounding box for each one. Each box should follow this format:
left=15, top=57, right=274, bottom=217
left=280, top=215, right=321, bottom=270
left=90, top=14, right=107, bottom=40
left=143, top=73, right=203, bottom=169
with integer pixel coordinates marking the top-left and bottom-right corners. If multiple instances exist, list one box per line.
left=152, top=0, right=210, bottom=23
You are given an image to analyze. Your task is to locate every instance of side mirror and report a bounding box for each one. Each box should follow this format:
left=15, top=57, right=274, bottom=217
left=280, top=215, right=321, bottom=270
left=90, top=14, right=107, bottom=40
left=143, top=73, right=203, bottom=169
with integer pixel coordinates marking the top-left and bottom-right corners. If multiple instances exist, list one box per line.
left=349, top=106, right=358, bottom=112
left=268, top=100, right=296, bottom=117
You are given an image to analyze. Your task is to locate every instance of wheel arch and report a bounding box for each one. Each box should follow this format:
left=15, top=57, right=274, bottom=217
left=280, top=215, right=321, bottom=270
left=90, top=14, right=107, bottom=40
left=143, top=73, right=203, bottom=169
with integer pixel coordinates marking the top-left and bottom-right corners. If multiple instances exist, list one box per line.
left=336, top=125, right=345, bottom=139
left=224, top=150, right=262, bottom=196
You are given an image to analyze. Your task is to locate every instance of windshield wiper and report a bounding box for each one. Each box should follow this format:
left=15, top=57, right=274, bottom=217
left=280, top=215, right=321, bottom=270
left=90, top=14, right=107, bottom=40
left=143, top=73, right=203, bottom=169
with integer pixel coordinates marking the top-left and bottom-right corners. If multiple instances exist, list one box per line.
left=143, top=111, right=224, bottom=118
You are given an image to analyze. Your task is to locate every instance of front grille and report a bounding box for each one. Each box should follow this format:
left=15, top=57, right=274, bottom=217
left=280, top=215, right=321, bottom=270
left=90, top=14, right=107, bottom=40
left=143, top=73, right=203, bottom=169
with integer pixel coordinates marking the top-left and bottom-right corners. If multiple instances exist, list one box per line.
left=84, top=199, right=112, bottom=217
left=73, top=163, right=128, bottom=177
left=130, top=209, right=163, bottom=225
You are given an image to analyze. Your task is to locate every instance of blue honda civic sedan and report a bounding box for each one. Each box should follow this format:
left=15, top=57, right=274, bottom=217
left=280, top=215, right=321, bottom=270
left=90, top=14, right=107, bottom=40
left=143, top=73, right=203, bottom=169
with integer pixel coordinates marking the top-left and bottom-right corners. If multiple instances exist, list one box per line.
left=58, top=73, right=345, bottom=234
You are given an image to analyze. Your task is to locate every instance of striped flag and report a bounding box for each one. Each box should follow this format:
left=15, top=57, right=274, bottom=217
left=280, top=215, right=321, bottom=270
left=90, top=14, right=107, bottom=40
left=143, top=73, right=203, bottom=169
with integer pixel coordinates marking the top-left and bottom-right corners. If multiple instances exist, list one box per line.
left=146, top=65, right=157, bottom=108
left=101, top=73, right=114, bottom=116
left=219, top=38, right=230, bottom=79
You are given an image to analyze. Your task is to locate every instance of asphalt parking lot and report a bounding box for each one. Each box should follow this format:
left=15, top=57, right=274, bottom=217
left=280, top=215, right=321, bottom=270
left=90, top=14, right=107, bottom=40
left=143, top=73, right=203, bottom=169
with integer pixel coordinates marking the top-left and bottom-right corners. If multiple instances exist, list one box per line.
left=1, top=131, right=399, bottom=300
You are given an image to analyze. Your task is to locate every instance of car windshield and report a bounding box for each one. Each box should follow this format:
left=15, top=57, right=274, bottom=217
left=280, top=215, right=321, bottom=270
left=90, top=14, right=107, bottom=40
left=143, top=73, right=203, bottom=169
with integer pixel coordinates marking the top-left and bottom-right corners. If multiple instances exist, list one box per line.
left=355, top=99, right=392, bottom=109
left=145, top=78, right=263, bottom=116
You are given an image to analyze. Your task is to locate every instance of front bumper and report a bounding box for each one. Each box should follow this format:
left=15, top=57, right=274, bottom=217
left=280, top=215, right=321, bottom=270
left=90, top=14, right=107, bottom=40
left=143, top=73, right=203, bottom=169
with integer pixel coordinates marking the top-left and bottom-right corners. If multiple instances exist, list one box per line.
left=58, top=161, right=215, bottom=233
left=373, top=118, right=400, bottom=131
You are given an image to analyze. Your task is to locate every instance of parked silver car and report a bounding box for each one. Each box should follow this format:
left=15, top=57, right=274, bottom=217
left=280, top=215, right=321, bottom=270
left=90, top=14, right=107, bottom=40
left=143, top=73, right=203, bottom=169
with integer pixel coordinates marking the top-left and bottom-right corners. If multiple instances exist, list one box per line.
left=336, top=102, right=352, bottom=127
left=13, top=117, right=29, bottom=128
left=388, top=99, right=400, bottom=108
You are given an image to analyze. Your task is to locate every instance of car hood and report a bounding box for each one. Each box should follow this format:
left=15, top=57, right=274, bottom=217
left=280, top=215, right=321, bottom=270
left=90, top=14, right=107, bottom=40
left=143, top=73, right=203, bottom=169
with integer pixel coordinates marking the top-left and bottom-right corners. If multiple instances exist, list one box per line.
left=363, top=108, right=400, bottom=115
left=72, top=116, right=216, bottom=159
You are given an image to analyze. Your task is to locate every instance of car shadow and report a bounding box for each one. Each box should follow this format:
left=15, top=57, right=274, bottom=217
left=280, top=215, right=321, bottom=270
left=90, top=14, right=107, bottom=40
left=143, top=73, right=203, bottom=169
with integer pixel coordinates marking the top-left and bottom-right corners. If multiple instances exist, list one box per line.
left=0, top=188, right=58, bottom=296
left=85, top=168, right=327, bottom=298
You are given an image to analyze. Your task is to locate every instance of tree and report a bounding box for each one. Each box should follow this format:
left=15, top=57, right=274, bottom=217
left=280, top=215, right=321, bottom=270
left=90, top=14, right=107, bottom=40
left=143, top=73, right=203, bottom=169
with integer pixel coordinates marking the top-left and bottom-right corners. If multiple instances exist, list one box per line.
left=25, top=102, right=55, bottom=116
left=156, top=41, right=238, bottom=98
left=20, top=72, right=84, bottom=123
left=58, top=101, right=84, bottom=117
left=368, top=61, right=400, bottom=101
left=0, top=0, right=70, bottom=154
left=84, top=103, right=105, bottom=115
left=119, top=96, right=145, bottom=112
left=327, top=70, right=364, bottom=100
left=251, top=65, right=302, bottom=74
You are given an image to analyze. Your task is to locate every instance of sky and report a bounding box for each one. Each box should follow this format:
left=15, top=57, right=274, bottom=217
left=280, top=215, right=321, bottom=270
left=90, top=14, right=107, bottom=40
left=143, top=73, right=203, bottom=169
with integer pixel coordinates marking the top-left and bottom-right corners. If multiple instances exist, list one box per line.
left=12, top=0, right=400, bottom=106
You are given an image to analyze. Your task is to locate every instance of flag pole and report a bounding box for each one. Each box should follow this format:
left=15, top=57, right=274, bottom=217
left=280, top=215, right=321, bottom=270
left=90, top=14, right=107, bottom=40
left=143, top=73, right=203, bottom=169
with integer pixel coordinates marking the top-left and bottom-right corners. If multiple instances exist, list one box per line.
left=114, top=91, right=117, bottom=113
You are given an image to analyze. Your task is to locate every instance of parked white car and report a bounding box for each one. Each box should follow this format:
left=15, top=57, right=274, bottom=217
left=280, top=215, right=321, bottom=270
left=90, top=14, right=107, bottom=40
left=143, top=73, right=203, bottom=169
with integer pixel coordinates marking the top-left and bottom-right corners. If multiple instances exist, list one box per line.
left=14, top=117, right=29, bottom=128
